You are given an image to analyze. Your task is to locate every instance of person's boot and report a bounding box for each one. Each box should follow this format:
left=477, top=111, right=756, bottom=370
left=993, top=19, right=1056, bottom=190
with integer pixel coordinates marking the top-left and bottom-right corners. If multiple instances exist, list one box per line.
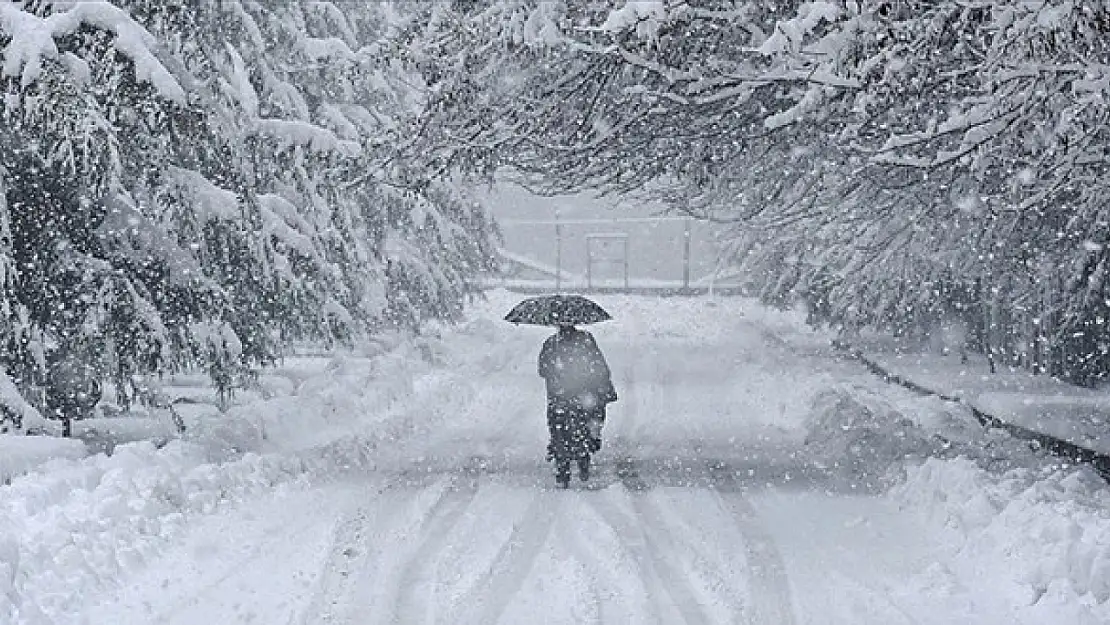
left=578, top=456, right=590, bottom=481
left=555, top=460, right=571, bottom=488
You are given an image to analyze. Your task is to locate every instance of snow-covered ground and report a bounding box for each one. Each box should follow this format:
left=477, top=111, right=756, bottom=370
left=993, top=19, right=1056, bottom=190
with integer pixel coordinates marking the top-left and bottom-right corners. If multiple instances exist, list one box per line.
left=2, top=291, right=1109, bottom=624
left=859, top=346, right=1110, bottom=456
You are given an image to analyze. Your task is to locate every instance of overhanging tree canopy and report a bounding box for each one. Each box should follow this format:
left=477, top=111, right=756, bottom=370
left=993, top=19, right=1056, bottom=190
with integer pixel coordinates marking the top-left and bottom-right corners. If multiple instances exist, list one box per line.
left=414, top=0, right=1110, bottom=384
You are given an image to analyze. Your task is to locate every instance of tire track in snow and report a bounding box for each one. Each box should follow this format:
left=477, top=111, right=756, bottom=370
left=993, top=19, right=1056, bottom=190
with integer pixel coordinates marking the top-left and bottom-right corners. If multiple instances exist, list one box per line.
left=598, top=327, right=709, bottom=623
left=452, top=492, right=560, bottom=625
left=296, top=502, right=376, bottom=625
left=626, top=493, right=724, bottom=625
left=633, top=489, right=757, bottom=624
left=821, top=569, right=923, bottom=625
left=586, top=475, right=712, bottom=625
left=708, top=461, right=797, bottom=625
left=582, top=494, right=671, bottom=624
left=389, top=469, right=481, bottom=625
left=555, top=504, right=625, bottom=625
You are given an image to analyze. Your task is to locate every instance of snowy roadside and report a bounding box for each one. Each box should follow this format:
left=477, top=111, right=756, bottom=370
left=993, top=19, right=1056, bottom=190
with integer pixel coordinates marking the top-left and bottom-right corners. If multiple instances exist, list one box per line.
left=797, top=387, right=1110, bottom=621
left=854, top=347, right=1110, bottom=459
left=3, top=291, right=1110, bottom=623
left=758, top=312, right=1110, bottom=622
left=0, top=437, right=87, bottom=486
left=893, top=458, right=1110, bottom=624
left=0, top=312, right=534, bottom=625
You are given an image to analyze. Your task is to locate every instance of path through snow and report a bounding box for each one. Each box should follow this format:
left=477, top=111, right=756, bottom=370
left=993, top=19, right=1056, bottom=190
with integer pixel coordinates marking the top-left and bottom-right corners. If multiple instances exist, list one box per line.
left=37, top=292, right=1109, bottom=624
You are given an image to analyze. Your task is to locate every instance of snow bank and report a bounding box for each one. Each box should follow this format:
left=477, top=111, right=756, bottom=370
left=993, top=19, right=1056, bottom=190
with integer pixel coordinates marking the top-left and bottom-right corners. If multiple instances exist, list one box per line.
left=0, top=441, right=314, bottom=623
left=797, top=355, right=1056, bottom=486
left=976, top=392, right=1110, bottom=456
left=858, top=346, right=1110, bottom=458
left=802, top=385, right=946, bottom=487
left=894, top=458, right=1110, bottom=623
left=750, top=296, right=1110, bottom=622
left=0, top=310, right=533, bottom=624
left=0, top=436, right=86, bottom=484
left=72, top=415, right=182, bottom=456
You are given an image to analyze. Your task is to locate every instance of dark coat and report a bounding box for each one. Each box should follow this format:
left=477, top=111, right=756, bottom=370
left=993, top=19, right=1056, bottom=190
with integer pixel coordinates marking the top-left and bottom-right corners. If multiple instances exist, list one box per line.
left=538, top=327, right=616, bottom=408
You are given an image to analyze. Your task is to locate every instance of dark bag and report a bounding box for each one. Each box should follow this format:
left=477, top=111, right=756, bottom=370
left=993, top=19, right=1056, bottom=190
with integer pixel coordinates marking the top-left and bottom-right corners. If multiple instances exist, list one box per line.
left=599, top=377, right=618, bottom=404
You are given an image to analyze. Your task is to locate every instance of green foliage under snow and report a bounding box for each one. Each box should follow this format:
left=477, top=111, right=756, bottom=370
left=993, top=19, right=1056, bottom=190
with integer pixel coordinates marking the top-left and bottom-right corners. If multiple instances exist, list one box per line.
left=0, top=0, right=498, bottom=432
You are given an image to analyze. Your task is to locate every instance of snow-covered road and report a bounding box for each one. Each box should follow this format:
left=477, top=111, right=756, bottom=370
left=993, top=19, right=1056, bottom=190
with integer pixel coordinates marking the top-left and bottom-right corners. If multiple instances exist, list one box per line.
left=14, top=292, right=1109, bottom=624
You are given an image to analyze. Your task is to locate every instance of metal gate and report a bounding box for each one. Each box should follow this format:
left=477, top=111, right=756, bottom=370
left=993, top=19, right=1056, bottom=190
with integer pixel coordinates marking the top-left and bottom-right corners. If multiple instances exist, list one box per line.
left=495, top=215, right=719, bottom=291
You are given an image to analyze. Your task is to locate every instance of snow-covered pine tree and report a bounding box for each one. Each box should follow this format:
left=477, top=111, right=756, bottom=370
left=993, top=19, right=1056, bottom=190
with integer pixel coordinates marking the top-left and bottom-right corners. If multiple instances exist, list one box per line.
left=1, top=0, right=198, bottom=415
left=0, top=0, right=499, bottom=427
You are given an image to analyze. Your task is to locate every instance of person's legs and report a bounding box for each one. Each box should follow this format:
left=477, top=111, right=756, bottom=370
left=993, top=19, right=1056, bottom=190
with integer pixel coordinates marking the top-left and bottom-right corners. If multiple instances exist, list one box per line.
left=587, top=407, right=605, bottom=452
left=577, top=453, right=590, bottom=481
left=549, top=400, right=605, bottom=485
left=547, top=399, right=570, bottom=461
left=555, top=458, right=572, bottom=487
left=549, top=403, right=573, bottom=487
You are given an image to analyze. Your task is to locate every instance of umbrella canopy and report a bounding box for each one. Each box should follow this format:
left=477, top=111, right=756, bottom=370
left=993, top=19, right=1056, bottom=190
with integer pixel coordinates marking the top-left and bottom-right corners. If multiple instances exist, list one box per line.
left=504, top=294, right=612, bottom=326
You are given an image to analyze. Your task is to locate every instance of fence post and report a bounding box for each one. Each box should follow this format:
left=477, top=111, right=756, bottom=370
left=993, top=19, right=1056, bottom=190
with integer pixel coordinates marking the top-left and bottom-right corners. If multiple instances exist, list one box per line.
left=682, top=218, right=691, bottom=290
left=623, top=236, right=630, bottom=289
left=555, top=209, right=562, bottom=291
left=586, top=239, right=593, bottom=289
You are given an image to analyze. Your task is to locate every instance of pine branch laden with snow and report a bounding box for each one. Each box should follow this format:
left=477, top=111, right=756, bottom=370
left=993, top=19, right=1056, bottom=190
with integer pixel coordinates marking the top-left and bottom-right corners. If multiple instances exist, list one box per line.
left=0, top=368, right=48, bottom=434
left=0, top=1, right=185, bottom=101
left=414, top=0, right=861, bottom=194
left=0, top=0, right=500, bottom=417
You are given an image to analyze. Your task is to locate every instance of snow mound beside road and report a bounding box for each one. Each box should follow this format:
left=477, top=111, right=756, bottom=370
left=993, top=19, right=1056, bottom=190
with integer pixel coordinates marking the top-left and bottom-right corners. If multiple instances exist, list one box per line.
left=0, top=313, right=535, bottom=624
left=0, top=436, right=87, bottom=484
left=0, top=441, right=313, bottom=623
left=803, top=385, right=945, bottom=487
left=896, top=458, right=1110, bottom=623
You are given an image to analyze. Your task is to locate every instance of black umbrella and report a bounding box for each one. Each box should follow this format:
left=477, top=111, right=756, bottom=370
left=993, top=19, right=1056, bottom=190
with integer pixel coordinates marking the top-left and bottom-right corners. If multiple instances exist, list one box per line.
left=504, top=294, right=611, bottom=326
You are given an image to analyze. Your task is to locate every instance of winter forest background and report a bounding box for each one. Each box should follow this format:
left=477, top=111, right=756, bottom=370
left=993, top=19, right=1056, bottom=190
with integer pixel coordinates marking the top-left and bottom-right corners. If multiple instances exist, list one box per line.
left=1, top=0, right=1109, bottom=435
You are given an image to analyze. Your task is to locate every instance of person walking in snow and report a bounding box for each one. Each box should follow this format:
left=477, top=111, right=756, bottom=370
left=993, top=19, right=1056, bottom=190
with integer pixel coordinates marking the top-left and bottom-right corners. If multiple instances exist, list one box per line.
left=538, top=324, right=617, bottom=477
